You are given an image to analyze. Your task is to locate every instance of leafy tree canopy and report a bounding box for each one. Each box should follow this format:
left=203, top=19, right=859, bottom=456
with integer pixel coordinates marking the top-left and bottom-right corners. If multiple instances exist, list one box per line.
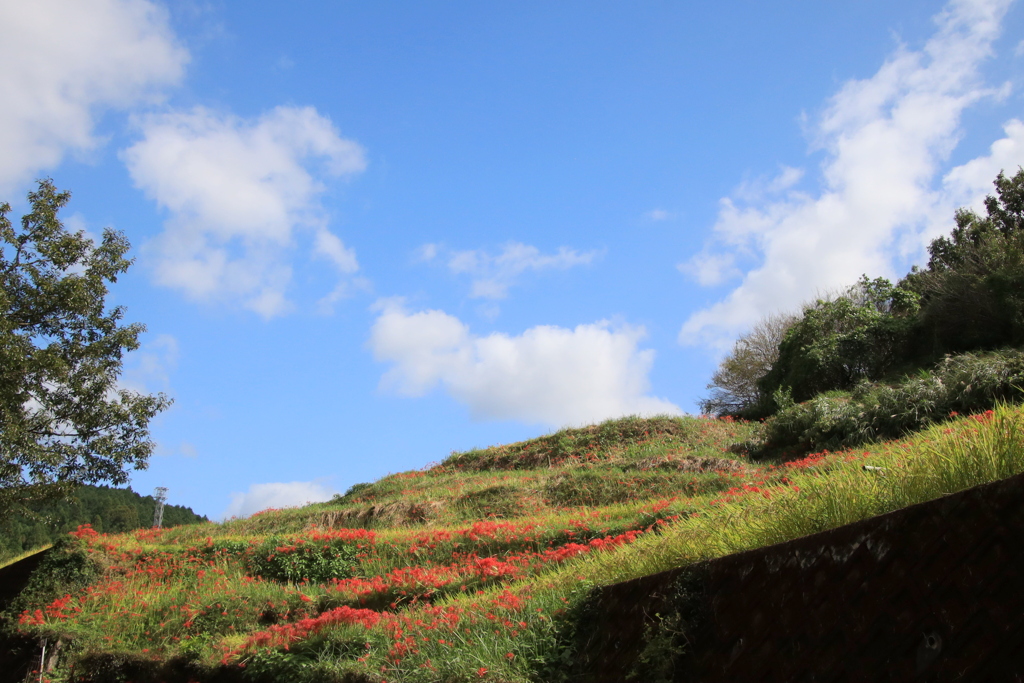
left=757, top=277, right=920, bottom=406
left=905, top=168, right=1024, bottom=353
left=707, top=169, right=1024, bottom=416
left=0, top=180, right=171, bottom=517
left=700, top=312, right=796, bottom=417
left=924, top=169, right=1024, bottom=272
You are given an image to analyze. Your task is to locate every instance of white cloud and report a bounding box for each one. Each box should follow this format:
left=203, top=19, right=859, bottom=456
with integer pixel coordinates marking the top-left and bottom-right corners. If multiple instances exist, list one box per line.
left=678, top=252, right=741, bottom=288
left=731, top=166, right=806, bottom=203
left=314, top=228, right=359, bottom=274
left=368, top=299, right=681, bottom=427
left=222, top=481, right=336, bottom=520
left=679, top=0, right=1016, bottom=349
left=120, top=333, right=179, bottom=393
left=435, top=242, right=599, bottom=300
left=941, top=118, right=1024, bottom=210
left=316, top=275, right=373, bottom=315
left=123, top=105, right=366, bottom=317
left=415, top=243, right=440, bottom=262
left=0, top=0, right=187, bottom=192
left=645, top=209, right=672, bottom=221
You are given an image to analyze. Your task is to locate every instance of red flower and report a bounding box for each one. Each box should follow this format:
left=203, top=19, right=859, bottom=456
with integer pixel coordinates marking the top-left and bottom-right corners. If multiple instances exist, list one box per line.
left=69, top=524, right=99, bottom=539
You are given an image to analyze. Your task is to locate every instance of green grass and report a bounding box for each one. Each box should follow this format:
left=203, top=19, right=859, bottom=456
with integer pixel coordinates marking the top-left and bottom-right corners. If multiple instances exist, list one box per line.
left=7, top=407, right=1024, bottom=682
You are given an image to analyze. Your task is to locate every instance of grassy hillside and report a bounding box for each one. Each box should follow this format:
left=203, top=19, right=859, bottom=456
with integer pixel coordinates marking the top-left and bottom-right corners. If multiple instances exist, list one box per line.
left=6, top=405, right=1024, bottom=682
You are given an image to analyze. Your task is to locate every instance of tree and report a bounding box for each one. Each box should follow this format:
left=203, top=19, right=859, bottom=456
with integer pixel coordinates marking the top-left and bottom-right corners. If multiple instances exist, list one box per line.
left=904, top=168, right=1024, bottom=354
left=700, top=312, right=797, bottom=416
left=757, top=276, right=920, bottom=405
left=0, top=180, right=171, bottom=518
left=106, top=504, right=139, bottom=533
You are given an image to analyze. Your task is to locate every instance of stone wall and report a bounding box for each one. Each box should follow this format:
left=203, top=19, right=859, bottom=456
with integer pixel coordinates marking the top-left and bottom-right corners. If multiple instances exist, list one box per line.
left=572, top=471, right=1024, bottom=681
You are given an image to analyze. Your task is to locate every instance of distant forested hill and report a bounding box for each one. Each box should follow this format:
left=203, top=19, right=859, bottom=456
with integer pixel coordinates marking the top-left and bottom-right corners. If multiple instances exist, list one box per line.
left=0, top=485, right=207, bottom=562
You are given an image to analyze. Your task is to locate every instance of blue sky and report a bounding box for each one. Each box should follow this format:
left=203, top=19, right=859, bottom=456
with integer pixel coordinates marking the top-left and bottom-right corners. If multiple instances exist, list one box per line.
left=3, top=0, right=1022, bottom=520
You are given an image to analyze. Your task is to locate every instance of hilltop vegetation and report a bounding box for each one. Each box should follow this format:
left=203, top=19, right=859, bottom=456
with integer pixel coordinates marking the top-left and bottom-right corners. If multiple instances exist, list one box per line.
left=704, top=169, right=1024, bottom=454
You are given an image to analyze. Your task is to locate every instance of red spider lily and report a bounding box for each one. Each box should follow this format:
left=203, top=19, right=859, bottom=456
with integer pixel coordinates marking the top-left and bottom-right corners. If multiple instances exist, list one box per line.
left=227, top=605, right=384, bottom=661
left=69, top=524, right=99, bottom=539
left=784, top=451, right=830, bottom=469
left=972, top=410, right=995, bottom=424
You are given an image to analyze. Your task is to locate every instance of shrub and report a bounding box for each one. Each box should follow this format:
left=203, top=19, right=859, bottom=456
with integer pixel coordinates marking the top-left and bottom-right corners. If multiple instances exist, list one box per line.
left=249, top=537, right=359, bottom=583
left=757, top=348, right=1024, bottom=455
left=5, top=536, right=102, bottom=619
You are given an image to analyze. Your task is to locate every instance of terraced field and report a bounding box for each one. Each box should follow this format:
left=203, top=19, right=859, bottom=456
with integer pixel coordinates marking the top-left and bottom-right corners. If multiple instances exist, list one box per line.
left=6, top=406, right=1024, bottom=682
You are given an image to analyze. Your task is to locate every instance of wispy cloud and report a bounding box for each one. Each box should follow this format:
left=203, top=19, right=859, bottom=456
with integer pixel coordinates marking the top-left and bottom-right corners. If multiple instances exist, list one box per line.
left=679, top=0, right=1015, bottom=349
left=120, top=333, right=179, bottom=394
left=368, top=299, right=681, bottom=427
left=422, top=242, right=600, bottom=300
left=0, top=0, right=188, bottom=193
left=644, top=209, right=673, bottom=221
left=222, top=480, right=336, bottom=520
left=123, top=105, right=366, bottom=318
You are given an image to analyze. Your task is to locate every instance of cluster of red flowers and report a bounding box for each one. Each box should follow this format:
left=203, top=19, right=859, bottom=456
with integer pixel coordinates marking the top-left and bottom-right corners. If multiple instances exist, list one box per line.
left=229, top=586, right=540, bottom=669
left=709, top=482, right=774, bottom=506
left=784, top=451, right=831, bottom=469
left=69, top=523, right=99, bottom=539
left=327, top=529, right=645, bottom=607
left=133, top=527, right=166, bottom=542
left=231, top=604, right=383, bottom=657
left=307, top=527, right=377, bottom=544
left=19, top=594, right=82, bottom=625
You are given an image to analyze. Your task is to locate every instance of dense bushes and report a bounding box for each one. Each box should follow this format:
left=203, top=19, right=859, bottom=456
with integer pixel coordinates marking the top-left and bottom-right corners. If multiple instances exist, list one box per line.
left=5, top=536, right=102, bottom=617
left=756, top=349, right=1024, bottom=455
left=757, top=277, right=921, bottom=408
left=249, top=537, right=360, bottom=583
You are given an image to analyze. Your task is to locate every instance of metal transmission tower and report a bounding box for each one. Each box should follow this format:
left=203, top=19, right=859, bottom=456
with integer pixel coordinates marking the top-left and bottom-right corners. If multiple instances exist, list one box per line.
left=152, top=487, right=169, bottom=528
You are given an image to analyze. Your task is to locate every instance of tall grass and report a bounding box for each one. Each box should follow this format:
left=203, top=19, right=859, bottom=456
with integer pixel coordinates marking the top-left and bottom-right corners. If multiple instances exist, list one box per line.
left=573, top=404, right=1024, bottom=589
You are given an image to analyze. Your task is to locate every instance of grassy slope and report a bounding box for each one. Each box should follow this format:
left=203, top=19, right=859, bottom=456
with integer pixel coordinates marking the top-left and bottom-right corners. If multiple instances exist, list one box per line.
left=8, top=408, right=1024, bottom=682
